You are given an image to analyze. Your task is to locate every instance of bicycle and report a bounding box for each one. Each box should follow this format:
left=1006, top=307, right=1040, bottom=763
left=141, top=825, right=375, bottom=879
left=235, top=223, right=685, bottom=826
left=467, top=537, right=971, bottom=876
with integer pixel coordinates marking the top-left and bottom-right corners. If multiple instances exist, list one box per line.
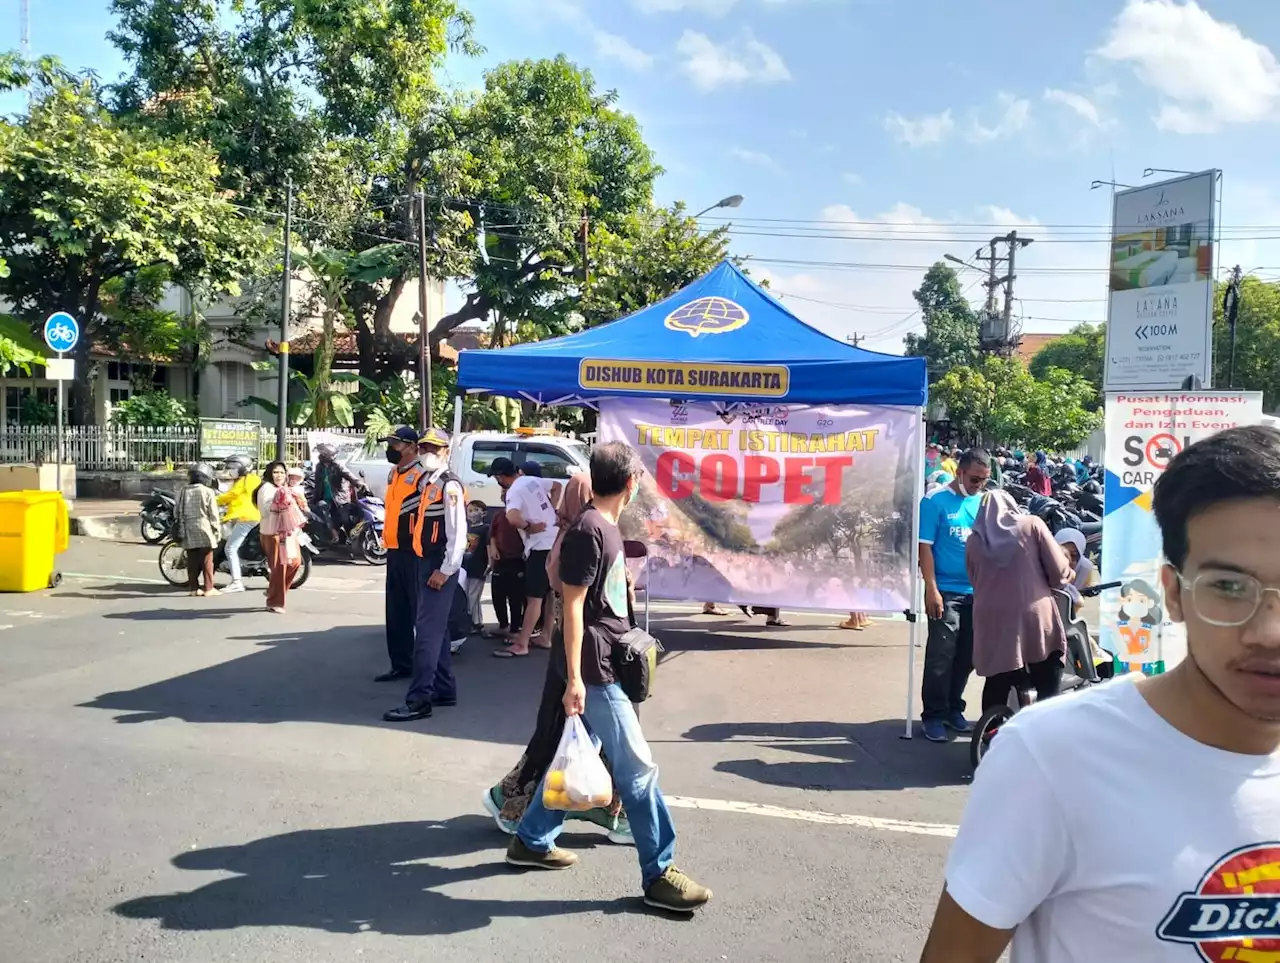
left=970, top=581, right=1121, bottom=770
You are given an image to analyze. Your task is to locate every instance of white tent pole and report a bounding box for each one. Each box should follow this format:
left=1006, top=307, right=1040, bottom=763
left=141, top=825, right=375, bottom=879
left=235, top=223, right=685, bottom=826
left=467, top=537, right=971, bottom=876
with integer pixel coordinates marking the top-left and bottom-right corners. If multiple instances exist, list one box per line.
left=902, top=410, right=926, bottom=739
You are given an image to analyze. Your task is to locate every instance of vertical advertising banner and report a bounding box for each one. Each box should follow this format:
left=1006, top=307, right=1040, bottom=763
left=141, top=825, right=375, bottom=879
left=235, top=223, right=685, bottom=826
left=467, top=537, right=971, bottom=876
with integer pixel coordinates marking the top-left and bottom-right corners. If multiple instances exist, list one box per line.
left=598, top=399, right=921, bottom=613
left=1104, top=171, right=1217, bottom=391
left=1101, top=392, right=1262, bottom=669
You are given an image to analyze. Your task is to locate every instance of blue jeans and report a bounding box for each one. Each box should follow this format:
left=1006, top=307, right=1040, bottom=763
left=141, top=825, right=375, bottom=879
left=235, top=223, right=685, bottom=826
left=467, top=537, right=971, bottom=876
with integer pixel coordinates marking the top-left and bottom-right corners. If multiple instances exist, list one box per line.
left=516, top=683, right=676, bottom=889
left=224, top=521, right=255, bottom=583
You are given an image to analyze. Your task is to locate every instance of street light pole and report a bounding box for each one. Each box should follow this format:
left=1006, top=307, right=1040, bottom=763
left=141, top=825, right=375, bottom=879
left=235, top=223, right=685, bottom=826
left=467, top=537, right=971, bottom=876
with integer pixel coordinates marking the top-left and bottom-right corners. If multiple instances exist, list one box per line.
left=693, top=194, right=745, bottom=218
left=275, top=173, right=293, bottom=461
left=417, top=191, right=434, bottom=430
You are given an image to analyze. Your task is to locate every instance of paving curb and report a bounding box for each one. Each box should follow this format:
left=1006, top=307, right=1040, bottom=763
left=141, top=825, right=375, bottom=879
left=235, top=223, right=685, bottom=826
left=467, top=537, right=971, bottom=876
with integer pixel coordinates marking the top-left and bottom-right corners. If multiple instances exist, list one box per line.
left=71, top=514, right=142, bottom=542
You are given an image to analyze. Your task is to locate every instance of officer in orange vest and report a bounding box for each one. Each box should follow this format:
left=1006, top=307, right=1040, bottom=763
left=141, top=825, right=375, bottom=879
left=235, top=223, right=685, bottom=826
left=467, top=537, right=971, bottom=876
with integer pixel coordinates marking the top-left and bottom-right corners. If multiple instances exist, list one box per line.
left=375, top=426, right=427, bottom=682
left=384, top=427, right=467, bottom=722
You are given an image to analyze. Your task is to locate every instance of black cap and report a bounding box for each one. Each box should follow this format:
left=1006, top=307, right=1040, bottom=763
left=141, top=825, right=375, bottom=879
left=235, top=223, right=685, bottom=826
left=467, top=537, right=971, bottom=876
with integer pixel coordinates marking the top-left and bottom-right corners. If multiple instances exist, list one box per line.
left=488, top=456, right=518, bottom=477
left=519, top=460, right=543, bottom=477
left=381, top=426, right=420, bottom=445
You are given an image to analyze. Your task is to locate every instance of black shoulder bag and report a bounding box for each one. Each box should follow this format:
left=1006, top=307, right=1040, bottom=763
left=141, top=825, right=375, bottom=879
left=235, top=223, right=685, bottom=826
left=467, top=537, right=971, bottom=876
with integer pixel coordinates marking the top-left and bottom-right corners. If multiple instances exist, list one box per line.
left=611, top=591, right=662, bottom=703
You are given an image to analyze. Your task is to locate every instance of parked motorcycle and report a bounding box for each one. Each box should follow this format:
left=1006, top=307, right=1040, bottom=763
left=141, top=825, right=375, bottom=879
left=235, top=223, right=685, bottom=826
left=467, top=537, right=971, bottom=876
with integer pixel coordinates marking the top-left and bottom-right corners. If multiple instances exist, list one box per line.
left=157, top=526, right=316, bottom=588
left=139, top=489, right=176, bottom=545
left=304, top=493, right=387, bottom=565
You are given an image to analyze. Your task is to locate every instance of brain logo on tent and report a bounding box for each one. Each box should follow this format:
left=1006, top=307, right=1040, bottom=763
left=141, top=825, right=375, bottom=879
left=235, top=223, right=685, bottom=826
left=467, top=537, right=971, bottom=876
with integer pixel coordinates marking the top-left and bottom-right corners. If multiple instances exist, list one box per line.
left=664, top=297, right=749, bottom=338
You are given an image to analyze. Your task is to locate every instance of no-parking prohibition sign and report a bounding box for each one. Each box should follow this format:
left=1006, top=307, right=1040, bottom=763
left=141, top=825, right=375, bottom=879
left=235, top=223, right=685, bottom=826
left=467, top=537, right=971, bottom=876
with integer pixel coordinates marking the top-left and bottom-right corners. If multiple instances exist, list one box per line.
left=1145, top=433, right=1182, bottom=470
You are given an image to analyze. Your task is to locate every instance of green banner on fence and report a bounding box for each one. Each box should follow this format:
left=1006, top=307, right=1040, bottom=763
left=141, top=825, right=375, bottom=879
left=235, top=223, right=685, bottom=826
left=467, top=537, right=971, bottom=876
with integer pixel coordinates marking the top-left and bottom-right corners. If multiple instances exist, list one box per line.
left=199, top=418, right=261, bottom=460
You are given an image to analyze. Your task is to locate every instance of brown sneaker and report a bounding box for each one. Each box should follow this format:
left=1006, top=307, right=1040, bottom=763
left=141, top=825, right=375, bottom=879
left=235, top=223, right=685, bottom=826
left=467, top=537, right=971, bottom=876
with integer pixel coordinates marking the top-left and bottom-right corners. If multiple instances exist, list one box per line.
left=505, top=836, right=578, bottom=871
left=644, top=866, right=713, bottom=912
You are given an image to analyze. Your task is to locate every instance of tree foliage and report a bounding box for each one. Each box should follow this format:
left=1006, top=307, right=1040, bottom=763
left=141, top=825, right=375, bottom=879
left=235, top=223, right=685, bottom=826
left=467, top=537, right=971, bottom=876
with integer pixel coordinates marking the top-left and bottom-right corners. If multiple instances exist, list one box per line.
left=1029, top=322, right=1104, bottom=408
left=1213, top=276, right=1280, bottom=407
left=903, top=261, right=980, bottom=382
left=934, top=356, right=1100, bottom=452
left=0, top=56, right=268, bottom=421
left=110, top=389, right=197, bottom=427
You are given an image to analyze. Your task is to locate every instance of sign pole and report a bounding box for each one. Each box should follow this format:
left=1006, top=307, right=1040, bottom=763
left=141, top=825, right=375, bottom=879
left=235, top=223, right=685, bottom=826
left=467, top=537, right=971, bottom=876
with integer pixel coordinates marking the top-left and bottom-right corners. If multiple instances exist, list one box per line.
left=55, top=350, right=63, bottom=497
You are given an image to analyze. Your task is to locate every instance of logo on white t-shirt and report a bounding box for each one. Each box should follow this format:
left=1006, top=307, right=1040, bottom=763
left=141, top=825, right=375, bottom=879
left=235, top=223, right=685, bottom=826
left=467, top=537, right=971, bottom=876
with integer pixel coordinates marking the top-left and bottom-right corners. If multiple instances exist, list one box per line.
left=1157, top=842, right=1280, bottom=959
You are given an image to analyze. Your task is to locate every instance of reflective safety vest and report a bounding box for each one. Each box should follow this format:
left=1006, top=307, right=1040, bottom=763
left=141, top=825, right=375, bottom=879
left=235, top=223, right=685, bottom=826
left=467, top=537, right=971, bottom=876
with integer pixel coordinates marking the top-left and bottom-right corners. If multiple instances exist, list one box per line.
left=413, top=470, right=464, bottom=563
left=382, top=464, right=426, bottom=550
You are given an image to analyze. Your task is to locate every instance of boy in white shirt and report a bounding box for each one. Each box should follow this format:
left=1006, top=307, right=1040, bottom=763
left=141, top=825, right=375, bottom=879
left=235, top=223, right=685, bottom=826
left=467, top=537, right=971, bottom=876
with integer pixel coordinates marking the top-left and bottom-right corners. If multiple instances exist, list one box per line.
left=921, top=424, right=1280, bottom=963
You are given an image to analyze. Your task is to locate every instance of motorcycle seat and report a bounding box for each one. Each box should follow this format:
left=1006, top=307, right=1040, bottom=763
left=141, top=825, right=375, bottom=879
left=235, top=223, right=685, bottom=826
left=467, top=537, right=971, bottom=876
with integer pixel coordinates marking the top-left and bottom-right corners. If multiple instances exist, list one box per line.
left=1079, top=520, right=1103, bottom=536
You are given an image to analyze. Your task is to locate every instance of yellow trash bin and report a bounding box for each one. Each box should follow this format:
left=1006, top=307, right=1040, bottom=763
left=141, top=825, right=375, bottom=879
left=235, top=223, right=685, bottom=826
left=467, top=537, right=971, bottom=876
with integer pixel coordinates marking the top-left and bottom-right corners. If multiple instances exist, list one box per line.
left=0, top=491, right=69, bottom=592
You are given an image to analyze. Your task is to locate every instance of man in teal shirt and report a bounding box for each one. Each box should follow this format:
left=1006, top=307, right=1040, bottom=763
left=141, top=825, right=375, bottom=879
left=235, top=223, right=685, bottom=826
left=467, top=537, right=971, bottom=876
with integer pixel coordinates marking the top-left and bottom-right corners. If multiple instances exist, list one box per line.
left=918, top=449, right=991, bottom=742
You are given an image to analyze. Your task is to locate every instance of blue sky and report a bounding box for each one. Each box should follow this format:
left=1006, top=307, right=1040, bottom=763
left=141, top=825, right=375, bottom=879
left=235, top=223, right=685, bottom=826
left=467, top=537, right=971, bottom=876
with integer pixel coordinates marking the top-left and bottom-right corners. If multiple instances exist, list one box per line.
left=7, top=0, right=1280, bottom=351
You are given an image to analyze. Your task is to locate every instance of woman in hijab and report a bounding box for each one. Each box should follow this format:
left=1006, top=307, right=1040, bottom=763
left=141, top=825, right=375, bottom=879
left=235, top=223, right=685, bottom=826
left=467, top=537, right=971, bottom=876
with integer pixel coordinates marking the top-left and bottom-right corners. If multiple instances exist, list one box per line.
left=482, top=471, right=632, bottom=844
left=966, top=489, right=1073, bottom=711
left=1054, top=528, right=1097, bottom=614
left=1023, top=450, right=1053, bottom=496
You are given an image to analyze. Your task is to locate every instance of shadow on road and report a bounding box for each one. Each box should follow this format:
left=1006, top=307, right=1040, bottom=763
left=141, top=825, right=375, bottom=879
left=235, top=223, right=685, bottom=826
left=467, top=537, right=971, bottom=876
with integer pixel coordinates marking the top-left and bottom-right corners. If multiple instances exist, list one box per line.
left=56, top=583, right=189, bottom=600
left=78, top=623, right=545, bottom=746
left=681, top=720, right=972, bottom=790
left=114, top=815, right=630, bottom=935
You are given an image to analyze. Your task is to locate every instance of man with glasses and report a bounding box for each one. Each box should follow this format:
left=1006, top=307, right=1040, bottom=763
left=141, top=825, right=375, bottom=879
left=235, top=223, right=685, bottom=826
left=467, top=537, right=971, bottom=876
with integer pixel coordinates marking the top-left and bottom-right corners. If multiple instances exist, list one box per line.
left=921, top=424, right=1280, bottom=963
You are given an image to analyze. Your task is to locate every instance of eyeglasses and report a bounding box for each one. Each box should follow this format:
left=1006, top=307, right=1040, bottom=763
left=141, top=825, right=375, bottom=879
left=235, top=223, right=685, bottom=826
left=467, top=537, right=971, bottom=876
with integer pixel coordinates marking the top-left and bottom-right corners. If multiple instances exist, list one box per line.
left=1178, top=569, right=1280, bottom=627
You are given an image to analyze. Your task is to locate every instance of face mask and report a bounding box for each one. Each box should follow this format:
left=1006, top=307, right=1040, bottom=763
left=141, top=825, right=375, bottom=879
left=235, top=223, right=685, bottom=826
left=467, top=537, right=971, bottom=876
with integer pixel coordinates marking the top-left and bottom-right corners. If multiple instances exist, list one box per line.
left=385, top=446, right=401, bottom=464
left=419, top=452, right=443, bottom=473
left=1122, top=600, right=1151, bottom=621
left=624, top=479, right=637, bottom=508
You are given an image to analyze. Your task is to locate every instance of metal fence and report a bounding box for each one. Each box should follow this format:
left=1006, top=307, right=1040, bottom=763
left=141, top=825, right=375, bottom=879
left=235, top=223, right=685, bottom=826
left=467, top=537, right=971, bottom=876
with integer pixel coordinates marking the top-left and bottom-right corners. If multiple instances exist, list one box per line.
left=0, top=425, right=366, bottom=471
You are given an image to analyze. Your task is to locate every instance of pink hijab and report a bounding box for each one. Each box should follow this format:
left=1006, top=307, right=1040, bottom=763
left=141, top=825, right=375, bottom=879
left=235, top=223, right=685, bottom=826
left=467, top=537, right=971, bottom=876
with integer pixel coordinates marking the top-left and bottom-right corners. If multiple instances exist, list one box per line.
left=971, top=489, right=1022, bottom=569
left=547, top=472, right=593, bottom=593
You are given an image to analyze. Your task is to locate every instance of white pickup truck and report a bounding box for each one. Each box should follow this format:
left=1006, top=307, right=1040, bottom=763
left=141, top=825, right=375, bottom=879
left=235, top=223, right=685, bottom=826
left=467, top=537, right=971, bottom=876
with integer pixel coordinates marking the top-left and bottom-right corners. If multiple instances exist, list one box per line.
left=343, top=429, right=590, bottom=509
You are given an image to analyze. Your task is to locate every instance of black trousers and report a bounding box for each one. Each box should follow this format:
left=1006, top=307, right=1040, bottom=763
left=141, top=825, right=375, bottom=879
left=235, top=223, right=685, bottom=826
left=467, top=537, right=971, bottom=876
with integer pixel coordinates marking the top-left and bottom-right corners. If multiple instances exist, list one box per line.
left=491, top=557, right=525, bottom=630
left=922, top=592, right=974, bottom=721
left=447, top=580, right=471, bottom=642
left=982, top=655, right=1064, bottom=712
left=384, top=548, right=418, bottom=674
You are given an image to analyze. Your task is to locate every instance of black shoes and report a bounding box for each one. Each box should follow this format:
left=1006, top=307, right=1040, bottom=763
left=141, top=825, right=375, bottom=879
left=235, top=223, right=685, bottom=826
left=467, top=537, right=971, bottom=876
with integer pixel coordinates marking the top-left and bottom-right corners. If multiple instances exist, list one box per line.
left=373, top=669, right=410, bottom=683
left=433, top=695, right=458, bottom=707
left=383, top=702, right=432, bottom=722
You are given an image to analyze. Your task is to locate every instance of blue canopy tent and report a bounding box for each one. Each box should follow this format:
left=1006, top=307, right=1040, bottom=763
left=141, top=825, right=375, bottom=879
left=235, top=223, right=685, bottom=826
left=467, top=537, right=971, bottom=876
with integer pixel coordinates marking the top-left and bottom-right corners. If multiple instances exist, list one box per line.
left=456, top=260, right=926, bottom=407
left=455, top=260, right=928, bottom=738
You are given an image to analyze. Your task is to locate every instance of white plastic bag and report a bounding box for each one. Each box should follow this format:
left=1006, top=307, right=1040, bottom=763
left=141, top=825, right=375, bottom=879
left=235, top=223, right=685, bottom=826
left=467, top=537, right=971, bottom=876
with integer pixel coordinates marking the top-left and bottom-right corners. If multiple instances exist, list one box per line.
left=542, top=716, right=613, bottom=812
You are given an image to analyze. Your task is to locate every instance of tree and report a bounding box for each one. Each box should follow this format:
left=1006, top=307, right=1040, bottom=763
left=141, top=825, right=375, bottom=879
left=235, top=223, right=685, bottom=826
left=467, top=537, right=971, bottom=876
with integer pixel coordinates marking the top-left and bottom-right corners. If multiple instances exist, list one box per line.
left=933, top=356, right=1100, bottom=452
left=1212, top=276, right=1280, bottom=406
left=903, top=262, right=981, bottom=382
left=0, top=57, right=268, bottom=422
left=573, top=204, right=730, bottom=334
left=1029, top=323, right=1104, bottom=408
left=108, top=0, right=478, bottom=206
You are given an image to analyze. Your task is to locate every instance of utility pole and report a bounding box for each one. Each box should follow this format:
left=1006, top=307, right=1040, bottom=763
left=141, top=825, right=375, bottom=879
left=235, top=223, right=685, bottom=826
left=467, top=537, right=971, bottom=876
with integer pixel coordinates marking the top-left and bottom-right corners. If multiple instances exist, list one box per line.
left=978, top=230, right=1033, bottom=357
left=417, top=192, right=434, bottom=430
left=1224, top=264, right=1243, bottom=389
left=845, top=333, right=864, bottom=346
left=275, top=173, right=293, bottom=460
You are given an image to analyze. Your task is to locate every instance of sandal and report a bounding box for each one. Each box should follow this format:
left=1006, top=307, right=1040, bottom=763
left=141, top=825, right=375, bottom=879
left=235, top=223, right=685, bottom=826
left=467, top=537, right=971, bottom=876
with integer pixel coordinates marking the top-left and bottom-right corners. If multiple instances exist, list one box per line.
left=766, top=618, right=789, bottom=627
left=493, top=648, right=530, bottom=659
left=838, top=618, right=864, bottom=631
left=702, top=604, right=728, bottom=616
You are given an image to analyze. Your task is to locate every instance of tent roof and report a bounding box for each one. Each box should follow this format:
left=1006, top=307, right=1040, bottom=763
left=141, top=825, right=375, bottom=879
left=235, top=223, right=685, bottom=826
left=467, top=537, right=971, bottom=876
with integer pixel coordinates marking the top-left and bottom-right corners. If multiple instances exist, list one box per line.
left=456, top=260, right=927, bottom=407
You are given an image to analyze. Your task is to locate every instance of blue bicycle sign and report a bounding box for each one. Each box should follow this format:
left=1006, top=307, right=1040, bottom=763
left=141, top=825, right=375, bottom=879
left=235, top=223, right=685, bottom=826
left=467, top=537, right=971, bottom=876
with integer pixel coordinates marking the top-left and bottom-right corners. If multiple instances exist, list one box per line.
left=43, top=312, right=80, bottom=353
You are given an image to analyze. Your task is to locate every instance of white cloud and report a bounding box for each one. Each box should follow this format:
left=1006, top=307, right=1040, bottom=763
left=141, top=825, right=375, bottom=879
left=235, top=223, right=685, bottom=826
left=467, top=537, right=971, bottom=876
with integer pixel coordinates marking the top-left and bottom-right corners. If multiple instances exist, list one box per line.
left=968, top=93, right=1031, bottom=142
left=729, top=147, right=782, bottom=171
left=1096, top=0, right=1280, bottom=132
left=884, top=109, right=955, bottom=147
left=843, top=172, right=862, bottom=185
left=592, top=30, right=654, bottom=71
left=676, top=29, right=791, bottom=91
left=1044, top=88, right=1103, bottom=127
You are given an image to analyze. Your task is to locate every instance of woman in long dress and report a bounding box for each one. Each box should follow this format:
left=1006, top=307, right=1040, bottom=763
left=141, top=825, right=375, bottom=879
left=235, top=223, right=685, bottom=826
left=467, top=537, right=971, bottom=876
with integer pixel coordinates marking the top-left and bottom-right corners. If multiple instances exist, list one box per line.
left=966, top=489, right=1072, bottom=711
left=255, top=461, right=308, bottom=614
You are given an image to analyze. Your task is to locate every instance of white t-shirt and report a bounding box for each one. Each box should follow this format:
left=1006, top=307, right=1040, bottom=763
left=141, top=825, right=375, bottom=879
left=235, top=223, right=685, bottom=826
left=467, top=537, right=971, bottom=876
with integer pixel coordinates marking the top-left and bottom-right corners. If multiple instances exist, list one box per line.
left=946, top=674, right=1280, bottom=963
left=506, top=475, right=558, bottom=554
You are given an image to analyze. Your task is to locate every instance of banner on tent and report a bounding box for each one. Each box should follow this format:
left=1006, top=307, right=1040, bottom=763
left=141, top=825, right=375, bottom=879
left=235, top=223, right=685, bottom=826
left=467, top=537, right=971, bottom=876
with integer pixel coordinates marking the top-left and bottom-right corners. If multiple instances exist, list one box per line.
left=599, top=398, right=921, bottom=613
left=1101, top=392, right=1263, bottom=669
left=579, top=359, right=790, bottom=398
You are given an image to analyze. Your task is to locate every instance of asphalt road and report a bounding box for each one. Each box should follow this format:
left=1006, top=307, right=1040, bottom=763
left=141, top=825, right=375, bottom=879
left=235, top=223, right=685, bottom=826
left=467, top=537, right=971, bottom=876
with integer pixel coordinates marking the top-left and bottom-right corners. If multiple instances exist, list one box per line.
left=0, top=538, right=984, bottom=963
